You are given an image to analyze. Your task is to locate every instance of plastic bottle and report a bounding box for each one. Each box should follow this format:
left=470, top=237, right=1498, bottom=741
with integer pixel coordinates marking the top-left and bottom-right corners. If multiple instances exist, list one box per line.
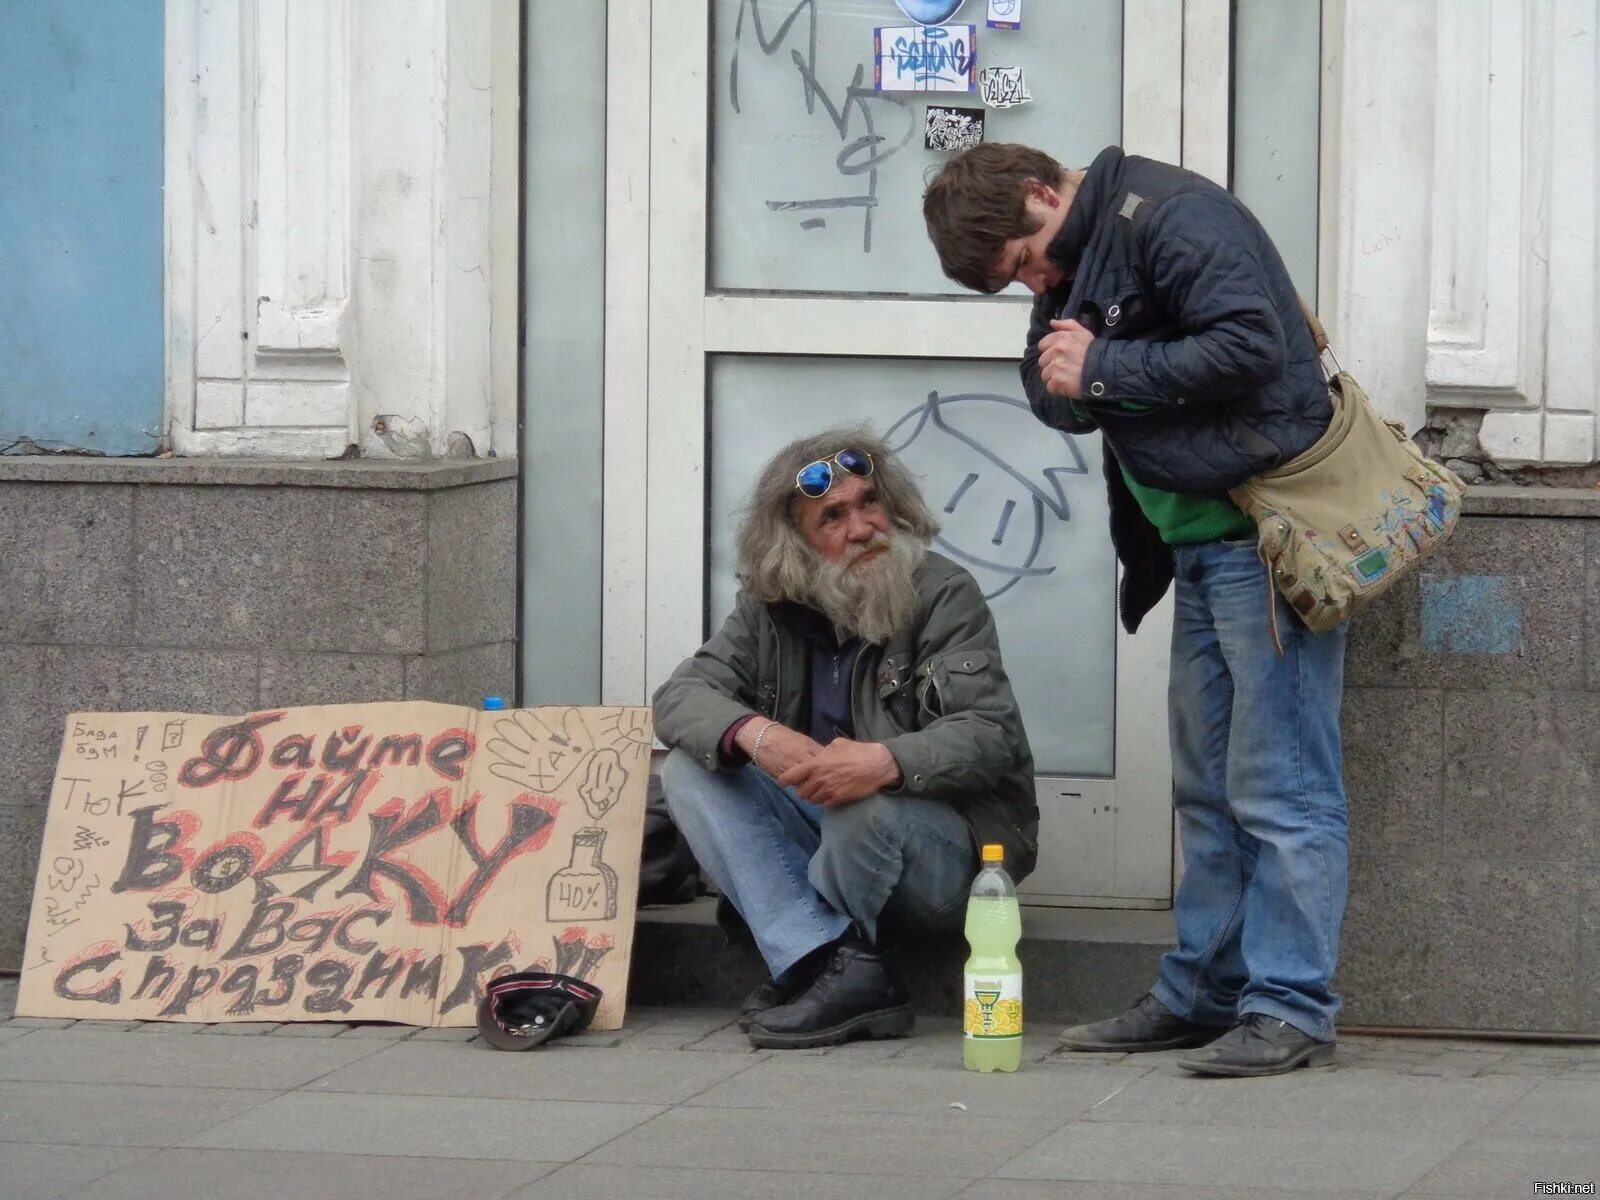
left=962, top=843, right=1023, bottom=1072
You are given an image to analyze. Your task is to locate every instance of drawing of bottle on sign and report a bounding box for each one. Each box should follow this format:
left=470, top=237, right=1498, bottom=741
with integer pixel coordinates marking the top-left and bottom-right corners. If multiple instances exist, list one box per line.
left=547, top=828, right=619, bottom=922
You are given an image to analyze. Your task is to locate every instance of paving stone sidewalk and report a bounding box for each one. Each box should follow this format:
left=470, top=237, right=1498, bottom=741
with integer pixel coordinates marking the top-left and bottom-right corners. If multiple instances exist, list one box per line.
left=1, top=976, right=1597, bottom=1199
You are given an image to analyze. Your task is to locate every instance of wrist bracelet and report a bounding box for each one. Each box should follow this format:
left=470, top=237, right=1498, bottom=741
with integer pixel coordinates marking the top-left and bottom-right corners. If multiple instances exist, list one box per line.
left=750, top=720, right=775, bottom=763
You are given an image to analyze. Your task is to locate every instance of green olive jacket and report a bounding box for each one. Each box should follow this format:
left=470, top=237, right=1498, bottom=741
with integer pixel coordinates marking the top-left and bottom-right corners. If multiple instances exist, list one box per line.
left=651, top=552, right=1039, bottom=881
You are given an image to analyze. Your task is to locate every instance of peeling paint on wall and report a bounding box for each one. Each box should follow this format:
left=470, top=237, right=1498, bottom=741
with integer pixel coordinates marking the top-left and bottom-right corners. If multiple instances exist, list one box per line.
left=1421, top=575, right=1522, bottom=656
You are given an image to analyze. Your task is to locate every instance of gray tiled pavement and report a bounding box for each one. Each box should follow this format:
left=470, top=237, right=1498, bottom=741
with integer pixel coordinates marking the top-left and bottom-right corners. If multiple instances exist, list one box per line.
left=2, top=976, right=1598, bottom=1198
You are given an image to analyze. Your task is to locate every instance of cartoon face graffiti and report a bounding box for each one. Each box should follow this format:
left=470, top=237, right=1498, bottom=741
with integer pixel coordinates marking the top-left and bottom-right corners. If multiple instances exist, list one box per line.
left=885, top=392, right=1089, bottom=599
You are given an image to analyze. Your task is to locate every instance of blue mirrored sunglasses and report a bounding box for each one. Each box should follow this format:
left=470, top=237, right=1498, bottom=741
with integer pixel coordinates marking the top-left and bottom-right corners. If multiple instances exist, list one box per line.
left=795, top=448, right=874, bottom=498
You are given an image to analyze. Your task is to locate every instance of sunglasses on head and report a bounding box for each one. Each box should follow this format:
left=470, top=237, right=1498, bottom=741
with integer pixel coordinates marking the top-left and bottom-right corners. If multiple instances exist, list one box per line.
left=794, top=448, right=874, bottom=498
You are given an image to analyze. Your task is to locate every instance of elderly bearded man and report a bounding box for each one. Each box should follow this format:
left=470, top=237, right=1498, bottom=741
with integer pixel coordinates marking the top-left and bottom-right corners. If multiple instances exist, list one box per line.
left=653, top=427, right=1037, bottom=1049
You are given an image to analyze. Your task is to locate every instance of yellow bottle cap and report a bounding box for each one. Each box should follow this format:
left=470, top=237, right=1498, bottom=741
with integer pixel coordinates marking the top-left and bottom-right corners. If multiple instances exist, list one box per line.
left=981, top=843, right=1004, bottom=863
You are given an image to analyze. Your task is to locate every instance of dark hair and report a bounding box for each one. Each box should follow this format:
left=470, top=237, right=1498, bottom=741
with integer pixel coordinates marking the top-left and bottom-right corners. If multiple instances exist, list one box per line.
left=735, top=424, right=939, bottom=603
left=922, top=143, right=1065, bottom=293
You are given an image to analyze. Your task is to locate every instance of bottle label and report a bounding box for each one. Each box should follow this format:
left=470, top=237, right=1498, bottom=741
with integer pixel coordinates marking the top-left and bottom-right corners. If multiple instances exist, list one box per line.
left=963, top=971, right=1022, bottom=1040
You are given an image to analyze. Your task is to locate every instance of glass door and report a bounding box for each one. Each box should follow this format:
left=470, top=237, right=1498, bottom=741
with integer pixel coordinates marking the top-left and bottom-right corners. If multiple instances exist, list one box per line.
left=604, top=0, right=1202, bottom=906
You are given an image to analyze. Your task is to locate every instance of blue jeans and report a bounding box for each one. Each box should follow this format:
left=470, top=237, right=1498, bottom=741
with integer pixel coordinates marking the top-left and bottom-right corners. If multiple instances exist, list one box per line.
left=660, top=750, right=977, bottom=980
left=1151, top=536, right=1349, bottom=1041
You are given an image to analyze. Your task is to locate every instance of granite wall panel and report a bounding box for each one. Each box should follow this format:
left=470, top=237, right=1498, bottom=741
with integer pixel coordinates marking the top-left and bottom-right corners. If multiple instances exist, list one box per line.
left=0, top=484, right=134, bottom=645
left=0, top=466, right=517, bottom=971
left=1342, top=687, right=1444, bottom=861
left=133, top=486, right=429, bottom=654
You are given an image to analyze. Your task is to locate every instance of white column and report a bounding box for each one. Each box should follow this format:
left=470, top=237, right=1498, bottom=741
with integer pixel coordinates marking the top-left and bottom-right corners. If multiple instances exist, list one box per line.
left=601, top=0, right=653, bottom=706
left=1324, top=0, right=1598, bottom=464
left=1428, top=0, right=1549, bottom=462
left=1320, top=0, right=1439, bottom=436
left=1532, top=0, right=1597, bottom=464
left=1180, top=0, right=1232, bottom=184
left=165, top=0, right=515, bottom=459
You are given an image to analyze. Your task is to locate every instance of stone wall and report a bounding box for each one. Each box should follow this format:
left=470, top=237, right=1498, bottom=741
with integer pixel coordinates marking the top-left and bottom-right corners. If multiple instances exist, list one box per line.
left=0, top=457, right=518, bottom=970
left=4, top=465, right=1594, bottom=1034
left=1338, top=487, right=1600, bottom=1034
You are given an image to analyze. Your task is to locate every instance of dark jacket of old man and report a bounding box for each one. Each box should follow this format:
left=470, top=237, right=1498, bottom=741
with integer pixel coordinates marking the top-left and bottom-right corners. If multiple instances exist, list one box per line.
left=652, top=551, right=1039, bottom=880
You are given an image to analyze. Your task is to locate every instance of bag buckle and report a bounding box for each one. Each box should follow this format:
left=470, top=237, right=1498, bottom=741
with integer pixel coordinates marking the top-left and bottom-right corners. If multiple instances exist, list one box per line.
left=1338, top=525, right=1370, bottom=554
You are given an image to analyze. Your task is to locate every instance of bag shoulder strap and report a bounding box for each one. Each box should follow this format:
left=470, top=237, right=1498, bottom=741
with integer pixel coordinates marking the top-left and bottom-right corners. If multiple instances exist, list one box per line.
left=1298, top=295, right=1330, bottom=355
left=1118, top=189, right=1330, bottom=359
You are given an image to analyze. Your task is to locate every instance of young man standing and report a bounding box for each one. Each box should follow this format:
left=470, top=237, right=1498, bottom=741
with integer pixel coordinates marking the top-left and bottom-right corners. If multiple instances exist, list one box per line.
left=924, top=144, right=1347, bottom=1077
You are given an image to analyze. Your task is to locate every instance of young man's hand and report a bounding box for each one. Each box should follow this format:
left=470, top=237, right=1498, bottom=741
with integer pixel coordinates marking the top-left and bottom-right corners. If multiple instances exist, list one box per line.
left=778, top=737, right=902, bottom=808
left=736, top=720, right=822, bottom=777
left=1039, top=318, right=1095, bottom=398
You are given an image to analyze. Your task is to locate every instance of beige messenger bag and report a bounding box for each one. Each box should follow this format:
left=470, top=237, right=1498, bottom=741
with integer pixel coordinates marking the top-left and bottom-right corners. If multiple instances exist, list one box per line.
left=1226, top=302, right=1466, bottom=635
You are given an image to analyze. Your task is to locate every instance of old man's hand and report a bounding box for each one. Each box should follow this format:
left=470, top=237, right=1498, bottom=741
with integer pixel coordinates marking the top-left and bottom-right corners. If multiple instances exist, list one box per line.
left=1039, top=318, right=1095, bottom=398
left=779, top=737, right=902, bottom=808
left=737, top=720, right=822, bottom=778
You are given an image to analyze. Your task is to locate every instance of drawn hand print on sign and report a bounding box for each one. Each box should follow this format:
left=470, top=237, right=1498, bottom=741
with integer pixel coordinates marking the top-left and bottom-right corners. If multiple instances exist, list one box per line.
left=485, top=709, right=594, bottom=793
left=886, top=392, right=1089, bottom=600
left=487, top=706, right=646, bottom=821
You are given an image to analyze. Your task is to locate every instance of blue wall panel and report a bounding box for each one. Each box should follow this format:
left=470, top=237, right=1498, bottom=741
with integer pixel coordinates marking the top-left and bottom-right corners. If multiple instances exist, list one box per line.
left=0, top=1, right=164, bottom=455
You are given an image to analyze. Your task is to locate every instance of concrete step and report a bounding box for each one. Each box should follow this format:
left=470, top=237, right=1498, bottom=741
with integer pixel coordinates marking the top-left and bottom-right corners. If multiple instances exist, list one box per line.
left=628, top=898, right=1171, bottom=1025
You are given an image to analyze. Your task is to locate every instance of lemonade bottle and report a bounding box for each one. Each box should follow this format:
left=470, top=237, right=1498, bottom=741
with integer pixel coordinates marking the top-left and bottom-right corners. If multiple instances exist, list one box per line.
left=962, top=843, right=1023, bottom=1072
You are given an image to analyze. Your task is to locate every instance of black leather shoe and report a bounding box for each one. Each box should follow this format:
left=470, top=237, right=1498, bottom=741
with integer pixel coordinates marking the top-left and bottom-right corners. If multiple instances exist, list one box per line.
left=746, top=933, right=914, bottom=1049
left=1059, top=993, right=1227, bottom=1052
left=1177, top=1012, right=1336, bottom=1077
left=736, top=975, right=807, bottom=1033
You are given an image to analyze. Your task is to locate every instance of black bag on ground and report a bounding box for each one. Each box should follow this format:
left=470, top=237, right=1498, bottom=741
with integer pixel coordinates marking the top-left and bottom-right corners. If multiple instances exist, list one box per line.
left=638, top=770, right=702, bottom=906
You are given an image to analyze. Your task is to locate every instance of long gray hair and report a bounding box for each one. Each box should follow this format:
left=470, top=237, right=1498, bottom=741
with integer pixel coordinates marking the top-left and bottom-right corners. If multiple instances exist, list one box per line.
left=735, top=424, right=940, bottom=604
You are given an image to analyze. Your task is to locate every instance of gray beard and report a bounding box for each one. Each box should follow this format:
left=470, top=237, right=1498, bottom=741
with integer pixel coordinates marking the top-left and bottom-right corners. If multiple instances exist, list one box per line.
left=806, top=534, right=926, bottom=645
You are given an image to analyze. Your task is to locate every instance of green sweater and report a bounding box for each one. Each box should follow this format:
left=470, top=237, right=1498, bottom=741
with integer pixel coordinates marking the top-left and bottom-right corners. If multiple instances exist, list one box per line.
left=1068, top=396, right=1254, bottom=545
left=1119, top=467, right=1255, bottom=545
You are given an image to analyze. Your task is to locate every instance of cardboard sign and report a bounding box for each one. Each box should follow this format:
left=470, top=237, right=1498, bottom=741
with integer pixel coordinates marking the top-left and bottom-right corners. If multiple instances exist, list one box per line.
left=16, top=702, right=652, bottom=1029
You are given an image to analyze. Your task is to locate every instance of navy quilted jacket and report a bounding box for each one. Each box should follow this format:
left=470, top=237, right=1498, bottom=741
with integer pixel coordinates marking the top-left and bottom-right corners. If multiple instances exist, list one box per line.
left=1020, top=146, right=1331, bottom=631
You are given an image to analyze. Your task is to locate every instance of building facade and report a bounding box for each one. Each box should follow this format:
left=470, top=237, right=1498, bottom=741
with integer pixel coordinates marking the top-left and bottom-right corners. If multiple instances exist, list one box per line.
left=3, top=0, right=1598, bottom=1035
